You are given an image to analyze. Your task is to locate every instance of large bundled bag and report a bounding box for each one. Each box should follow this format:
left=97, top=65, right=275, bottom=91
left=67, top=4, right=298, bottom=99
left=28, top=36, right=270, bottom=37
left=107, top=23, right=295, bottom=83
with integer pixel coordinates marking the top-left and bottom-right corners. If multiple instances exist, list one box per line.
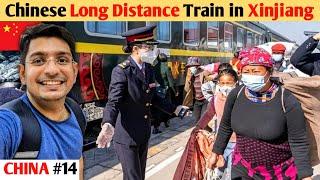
left=274, top=73, right=320, bottom=166
left=173, top=128, right=214, bottom=180
left=173, top=98, right=224, bottom=180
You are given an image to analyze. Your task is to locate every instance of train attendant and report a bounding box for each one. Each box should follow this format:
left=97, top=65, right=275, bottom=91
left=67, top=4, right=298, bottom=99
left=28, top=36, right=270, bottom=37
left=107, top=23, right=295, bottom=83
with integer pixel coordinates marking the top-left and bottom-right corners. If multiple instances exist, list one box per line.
left=208, top=47, right=313, bottom=180
left=96, top=25, right=188, bottom=180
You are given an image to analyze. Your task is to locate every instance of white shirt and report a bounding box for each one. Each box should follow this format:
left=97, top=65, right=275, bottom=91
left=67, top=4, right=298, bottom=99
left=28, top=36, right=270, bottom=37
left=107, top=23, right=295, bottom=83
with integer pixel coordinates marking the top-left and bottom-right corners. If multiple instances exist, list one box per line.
left=131, top=55, right=145, bottom=70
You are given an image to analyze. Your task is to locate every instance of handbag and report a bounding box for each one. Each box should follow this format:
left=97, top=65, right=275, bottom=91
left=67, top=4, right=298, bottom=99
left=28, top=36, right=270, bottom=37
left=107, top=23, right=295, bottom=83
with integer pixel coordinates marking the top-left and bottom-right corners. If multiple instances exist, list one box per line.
left=173, top=129, right=215, bottom=180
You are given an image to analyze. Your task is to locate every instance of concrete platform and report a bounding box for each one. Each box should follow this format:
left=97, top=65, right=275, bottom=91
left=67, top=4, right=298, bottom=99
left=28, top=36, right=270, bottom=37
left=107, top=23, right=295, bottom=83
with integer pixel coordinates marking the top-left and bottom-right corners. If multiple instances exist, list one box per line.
left=84, top=116, right=195, bottom=180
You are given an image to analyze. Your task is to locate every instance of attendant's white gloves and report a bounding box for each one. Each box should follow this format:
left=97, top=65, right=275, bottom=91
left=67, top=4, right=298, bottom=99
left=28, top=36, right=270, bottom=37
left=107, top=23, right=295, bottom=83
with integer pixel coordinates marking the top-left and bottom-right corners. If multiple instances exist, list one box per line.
left=96, top=123, right=114, bottom=148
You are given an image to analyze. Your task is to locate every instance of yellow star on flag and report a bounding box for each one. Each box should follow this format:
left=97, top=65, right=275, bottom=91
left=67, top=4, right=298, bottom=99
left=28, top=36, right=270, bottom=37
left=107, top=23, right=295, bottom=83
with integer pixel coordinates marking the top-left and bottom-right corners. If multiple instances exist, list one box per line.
left=3, top=25, right=11, bottom=32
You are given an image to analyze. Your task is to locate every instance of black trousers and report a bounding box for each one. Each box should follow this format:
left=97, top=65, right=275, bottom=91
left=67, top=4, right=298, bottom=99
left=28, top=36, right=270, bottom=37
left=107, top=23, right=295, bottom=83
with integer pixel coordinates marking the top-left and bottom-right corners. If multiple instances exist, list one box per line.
left=151, top=90, right=174, bottom=128
left=193, top=99, right=208, bottom=122
left=114, top=142, right=148, bottom=180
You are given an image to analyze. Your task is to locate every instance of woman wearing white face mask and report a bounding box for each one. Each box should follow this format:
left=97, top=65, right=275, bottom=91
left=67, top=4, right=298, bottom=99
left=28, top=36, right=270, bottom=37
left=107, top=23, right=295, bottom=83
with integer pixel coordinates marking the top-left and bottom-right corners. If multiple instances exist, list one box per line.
left=174, top=68, right=238, bottom=180
left=208, top=48, right=313, bottom=180
left=271, top=43, right=287, bottom=72
left=137, top=45, right=159, bottom=66
left=183, top=57, right=208, bottom=123
left=199, top=68, right=239, bottom=179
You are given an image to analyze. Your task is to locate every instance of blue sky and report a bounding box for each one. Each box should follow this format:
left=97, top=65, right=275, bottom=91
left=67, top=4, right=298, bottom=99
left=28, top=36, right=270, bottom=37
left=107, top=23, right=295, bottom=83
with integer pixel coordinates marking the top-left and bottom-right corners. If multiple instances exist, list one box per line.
left=262, top=22, right=319, bottom=45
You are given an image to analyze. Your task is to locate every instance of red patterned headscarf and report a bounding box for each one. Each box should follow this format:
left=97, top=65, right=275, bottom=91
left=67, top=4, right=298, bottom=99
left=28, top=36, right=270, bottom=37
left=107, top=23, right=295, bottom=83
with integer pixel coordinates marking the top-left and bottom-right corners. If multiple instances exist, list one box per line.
left=238, top=47, right=273, bottom=71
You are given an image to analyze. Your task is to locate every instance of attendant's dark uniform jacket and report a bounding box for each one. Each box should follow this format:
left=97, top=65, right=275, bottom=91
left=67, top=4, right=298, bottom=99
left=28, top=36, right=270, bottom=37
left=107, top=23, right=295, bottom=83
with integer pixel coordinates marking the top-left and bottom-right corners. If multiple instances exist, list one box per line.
left=103, top=56, right=176, bottom=145
left=291, top=37, right=320, bottom=75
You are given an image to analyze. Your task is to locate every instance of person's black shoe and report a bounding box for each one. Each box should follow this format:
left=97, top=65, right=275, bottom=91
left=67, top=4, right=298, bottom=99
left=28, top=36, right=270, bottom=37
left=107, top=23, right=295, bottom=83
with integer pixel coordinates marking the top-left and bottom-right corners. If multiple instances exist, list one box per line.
left=152, top=127, right=162, bottom=134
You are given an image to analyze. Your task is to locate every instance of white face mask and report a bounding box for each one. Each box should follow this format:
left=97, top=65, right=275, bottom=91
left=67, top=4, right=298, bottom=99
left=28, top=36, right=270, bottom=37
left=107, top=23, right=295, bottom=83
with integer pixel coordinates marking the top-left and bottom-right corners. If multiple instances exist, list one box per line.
left=139, top=47, right=159, bottom=66
left=241, top=72, right=269, bottom=92
left=216, top=84, right=235, bottom=97
left=189, top=67, right=197, bottom=75
left=272, top=54, right=284, bottom=62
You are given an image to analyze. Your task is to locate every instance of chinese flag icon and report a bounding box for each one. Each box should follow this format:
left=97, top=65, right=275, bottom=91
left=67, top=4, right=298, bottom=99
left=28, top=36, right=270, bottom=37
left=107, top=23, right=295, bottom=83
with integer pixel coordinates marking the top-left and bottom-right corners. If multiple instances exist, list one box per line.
left=0, top=22, right=39, bottom=51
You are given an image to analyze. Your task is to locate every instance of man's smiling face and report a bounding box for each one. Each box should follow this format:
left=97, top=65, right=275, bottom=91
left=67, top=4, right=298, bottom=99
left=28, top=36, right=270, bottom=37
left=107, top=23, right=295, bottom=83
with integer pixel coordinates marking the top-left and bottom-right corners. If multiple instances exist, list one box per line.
left=19, top=37, right=78, bottom=102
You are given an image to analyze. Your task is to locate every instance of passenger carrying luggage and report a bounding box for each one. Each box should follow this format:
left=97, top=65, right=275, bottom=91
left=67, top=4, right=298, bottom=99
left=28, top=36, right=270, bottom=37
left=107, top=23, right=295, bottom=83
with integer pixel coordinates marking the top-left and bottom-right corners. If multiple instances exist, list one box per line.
left=234, top=74, right=320, bottom=166
left=0, top=97, right=87, bottom=159
left=232, top=74, right=320, bottom=166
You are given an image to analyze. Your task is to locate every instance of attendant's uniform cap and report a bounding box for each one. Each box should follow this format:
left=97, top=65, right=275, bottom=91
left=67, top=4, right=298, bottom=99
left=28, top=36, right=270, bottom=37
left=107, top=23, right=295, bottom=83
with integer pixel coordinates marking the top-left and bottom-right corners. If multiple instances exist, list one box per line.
left=121, top=25, right=159, bottom=45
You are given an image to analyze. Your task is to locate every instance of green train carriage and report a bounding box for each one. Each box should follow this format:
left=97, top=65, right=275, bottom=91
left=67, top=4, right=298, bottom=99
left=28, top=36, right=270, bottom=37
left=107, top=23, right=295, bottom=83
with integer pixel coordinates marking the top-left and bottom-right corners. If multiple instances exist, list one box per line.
left=0, top=21, right=293, bottom=149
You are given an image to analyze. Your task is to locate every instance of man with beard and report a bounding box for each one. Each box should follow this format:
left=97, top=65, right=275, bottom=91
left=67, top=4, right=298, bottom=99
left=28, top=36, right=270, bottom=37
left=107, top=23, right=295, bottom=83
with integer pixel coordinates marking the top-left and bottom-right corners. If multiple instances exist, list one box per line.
left=0, top=23, right=85, bottom=168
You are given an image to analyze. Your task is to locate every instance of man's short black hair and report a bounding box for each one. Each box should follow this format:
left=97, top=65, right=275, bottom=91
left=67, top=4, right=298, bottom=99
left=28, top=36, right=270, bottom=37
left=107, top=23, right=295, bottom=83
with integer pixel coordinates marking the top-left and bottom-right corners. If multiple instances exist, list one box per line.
left=19, top=23, right=77, bottom=64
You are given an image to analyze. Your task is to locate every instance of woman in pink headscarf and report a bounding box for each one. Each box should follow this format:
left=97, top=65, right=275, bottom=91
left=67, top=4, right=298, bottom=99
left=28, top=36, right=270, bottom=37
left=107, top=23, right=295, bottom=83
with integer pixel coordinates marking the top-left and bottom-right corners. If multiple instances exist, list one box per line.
left=208, top=47, right=313, bottom=180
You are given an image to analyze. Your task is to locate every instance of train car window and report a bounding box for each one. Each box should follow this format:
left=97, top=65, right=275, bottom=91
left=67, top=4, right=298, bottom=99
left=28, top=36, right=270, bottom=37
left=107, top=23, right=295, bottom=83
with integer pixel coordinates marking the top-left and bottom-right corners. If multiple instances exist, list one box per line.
left=84, top=22, right=127, bottom=38
left=260, top=35, right=265, bottom=44
left=246, top=31, right=254, bottom=48
left=207, top=22, right=219, bottom=49
left=236, top=27, right=245, bottom=50
left=146, top=22, right=171, bottom=43
left=183, top=22, right=200, bottom=46
left=224, top=22, right=233, bottom=52
left=255, top=34, right=260, bottom=45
